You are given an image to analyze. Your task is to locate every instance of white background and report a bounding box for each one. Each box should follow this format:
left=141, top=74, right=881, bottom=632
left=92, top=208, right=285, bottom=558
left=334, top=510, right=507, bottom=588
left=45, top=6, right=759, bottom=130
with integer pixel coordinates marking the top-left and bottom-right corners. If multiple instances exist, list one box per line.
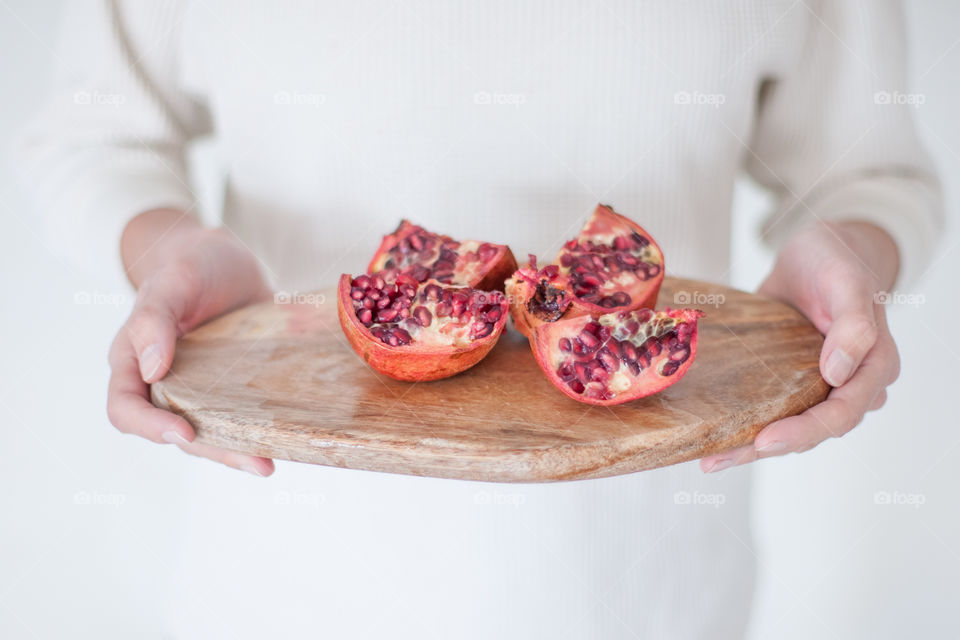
left=0, top=1, right=957, bottom=638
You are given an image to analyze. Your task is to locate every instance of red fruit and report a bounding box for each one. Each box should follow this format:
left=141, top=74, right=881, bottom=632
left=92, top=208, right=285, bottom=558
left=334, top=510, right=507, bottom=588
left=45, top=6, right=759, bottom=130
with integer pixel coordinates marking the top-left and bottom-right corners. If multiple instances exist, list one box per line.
left=368, top=220, right=517, bottom=292
left=337, top=274, right=509, bottom=381
left=506, top=204, right=664, bottom=337
left=532, top=307, right=704, bottom=405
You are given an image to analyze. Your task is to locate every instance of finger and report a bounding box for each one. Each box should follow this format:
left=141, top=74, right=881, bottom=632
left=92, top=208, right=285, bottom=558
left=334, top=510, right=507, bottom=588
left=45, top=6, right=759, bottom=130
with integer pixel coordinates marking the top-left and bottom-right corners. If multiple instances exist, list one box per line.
left=868, top=389, right=887, bottom=412
left=819, top=273, right=879, bottom=387
left=700, top=444, right=756, bottom=473
left=107, top=333, right=196, bottom=444
left=125, top=269, right=195, bottom=383
left=754, top=337, right=895, bottom=454
left=176, top=440, right=275, bottom=477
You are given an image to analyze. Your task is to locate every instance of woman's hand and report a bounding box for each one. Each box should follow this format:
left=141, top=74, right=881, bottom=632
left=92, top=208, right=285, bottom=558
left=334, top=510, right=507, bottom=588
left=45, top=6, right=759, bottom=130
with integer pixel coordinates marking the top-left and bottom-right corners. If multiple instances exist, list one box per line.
left=107, top=210, right=275, bottom=476
left=701, top=221, right=902, bottom=473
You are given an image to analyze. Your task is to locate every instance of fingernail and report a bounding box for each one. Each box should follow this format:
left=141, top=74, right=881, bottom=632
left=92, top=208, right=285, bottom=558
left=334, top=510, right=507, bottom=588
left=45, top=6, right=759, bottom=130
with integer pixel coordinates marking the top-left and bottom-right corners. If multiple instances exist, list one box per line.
left=242, top=464, right=266, bottom=477
left=705, top=458, right=735, bottom=473
left=824, top=348, right=854, bottom=387
left=162, top=430, right=190, bottom=445
left=139, top=344, right=164, bottom=382
left=756, top=440, right=787, bottom=453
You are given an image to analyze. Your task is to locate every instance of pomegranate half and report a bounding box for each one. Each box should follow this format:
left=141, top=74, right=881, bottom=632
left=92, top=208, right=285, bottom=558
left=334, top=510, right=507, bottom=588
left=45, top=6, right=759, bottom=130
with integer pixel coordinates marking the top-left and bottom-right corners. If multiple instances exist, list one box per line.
left=507, top=204, right=664, bottom=337
left=338, top=273, right=509, bottom=381
left=368, top=220, right=517, bottom=292
left=532, top=307, right=704, bottom=405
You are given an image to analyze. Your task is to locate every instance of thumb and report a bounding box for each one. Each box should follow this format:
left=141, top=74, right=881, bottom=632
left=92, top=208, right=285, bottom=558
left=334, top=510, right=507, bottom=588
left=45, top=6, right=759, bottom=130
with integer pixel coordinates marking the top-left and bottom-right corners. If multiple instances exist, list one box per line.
left=125, top=270, right=193, bottom=384
left=819, top=276, right=879, bottom=388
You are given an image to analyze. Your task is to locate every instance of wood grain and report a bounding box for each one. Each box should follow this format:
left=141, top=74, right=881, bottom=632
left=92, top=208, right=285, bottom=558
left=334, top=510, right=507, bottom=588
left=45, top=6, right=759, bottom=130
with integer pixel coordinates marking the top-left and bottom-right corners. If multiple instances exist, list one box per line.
left=151, top=277, right=829, bottom=482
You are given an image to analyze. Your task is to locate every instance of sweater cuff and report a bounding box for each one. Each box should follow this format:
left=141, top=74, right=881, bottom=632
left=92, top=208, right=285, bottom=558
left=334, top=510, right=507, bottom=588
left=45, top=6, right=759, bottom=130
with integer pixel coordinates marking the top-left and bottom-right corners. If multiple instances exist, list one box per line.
left=760, top=175, right=943, bottom=290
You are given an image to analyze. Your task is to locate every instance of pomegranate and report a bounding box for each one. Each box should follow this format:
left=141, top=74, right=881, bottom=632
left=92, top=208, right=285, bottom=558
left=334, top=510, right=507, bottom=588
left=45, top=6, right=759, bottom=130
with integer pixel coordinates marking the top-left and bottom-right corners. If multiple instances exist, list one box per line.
left=368, top=220, right=517, bottom=292
left=532, top=307, right=704, bottom=405
left=337, top=273, right=509, bottom=381
left=507, top=204, right=664, bottom=337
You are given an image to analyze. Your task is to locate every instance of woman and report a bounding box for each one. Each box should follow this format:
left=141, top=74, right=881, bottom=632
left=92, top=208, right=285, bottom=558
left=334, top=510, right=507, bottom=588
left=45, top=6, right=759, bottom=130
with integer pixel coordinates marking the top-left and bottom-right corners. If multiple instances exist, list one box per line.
left=16, top=1, right=940, bottom=637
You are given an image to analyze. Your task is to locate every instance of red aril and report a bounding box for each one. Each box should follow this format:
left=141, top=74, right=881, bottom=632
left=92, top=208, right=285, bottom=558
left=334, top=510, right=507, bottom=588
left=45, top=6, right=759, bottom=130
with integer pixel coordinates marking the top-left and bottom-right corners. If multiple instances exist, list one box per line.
left=507, top=204, right=663, bottom=337
left=368, top=220, right=517, bottom=292
left=337, top=273, right=509, bottom=381
left=532, top=307, right=704, bottom=405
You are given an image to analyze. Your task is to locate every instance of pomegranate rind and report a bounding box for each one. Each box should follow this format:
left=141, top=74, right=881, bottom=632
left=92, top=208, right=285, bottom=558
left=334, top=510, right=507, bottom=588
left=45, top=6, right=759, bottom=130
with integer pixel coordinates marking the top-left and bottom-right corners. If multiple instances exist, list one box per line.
left=367, top=220, right=517, bottom=292
left=337, top=274, right=509, bottom=382
left=531, top=308, right=704, bottom=406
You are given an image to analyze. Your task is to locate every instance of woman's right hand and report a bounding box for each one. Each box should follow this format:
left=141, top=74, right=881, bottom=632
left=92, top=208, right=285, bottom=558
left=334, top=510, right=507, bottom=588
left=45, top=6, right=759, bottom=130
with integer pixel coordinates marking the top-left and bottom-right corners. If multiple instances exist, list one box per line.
left=107, top=210, right=275, bottom=476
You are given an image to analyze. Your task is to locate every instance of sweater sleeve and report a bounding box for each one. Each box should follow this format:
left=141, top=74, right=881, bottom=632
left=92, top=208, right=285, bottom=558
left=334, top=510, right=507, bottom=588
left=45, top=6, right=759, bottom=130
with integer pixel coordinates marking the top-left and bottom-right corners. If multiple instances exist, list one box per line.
left=11, top=0, right=210, bottom=281
left=745, top=0, right=943, bottom=289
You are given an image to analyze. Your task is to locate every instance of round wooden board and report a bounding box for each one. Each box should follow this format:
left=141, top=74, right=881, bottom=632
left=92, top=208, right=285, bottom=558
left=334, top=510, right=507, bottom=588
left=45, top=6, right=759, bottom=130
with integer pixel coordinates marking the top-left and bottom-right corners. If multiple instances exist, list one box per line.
left=150, top=277, right=829, bottom=483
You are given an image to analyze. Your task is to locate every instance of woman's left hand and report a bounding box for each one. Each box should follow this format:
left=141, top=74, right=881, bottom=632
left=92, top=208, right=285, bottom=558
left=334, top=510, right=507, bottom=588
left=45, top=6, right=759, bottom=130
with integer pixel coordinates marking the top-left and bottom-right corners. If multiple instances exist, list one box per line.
left=700, top=220, right=902, bottom=473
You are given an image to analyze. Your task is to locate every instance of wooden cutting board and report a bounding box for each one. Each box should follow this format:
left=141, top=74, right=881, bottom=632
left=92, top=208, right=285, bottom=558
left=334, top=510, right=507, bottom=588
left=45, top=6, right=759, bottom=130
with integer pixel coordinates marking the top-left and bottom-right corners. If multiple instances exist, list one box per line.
left=151, top=277, right=829, bottom=482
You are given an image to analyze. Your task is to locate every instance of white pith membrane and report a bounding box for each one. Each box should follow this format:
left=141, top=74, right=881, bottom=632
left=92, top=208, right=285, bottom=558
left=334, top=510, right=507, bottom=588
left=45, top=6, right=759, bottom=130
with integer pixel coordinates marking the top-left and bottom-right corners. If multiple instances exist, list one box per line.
left=374, top=223, right=502, bottom=286
left=548, top=309, right=696, bottom=400
left=557, top=228, right=662, bottom=308
left=349, top=275, right=505, bottom=348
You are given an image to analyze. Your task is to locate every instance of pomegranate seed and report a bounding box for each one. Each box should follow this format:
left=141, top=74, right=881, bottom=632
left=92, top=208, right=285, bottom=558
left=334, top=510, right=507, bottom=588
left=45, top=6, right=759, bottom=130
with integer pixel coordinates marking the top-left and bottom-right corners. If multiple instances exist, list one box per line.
left=378, top=308, right=399, bottom=322
left=350, top=287, right=365, bottom=300
left=636, top=309, right=653, bottom=323
left=574, top=362, right=591, bottom=382
left=627, top=361, right=641, bottom=376
left=435, top=302, right=452, bottom=317
left=584, top=322, right=602, bottom=335
left=661, top=361, right=680, bottom=376
left=559, top=337, right=572, bottom=352
left=644, top=339, right=662, bottom=357
left=409, top=233, right=423, bottom=251
left=558, top=363, right=575, bottom=380
left=409, top=265, right=430, bottom=282
left=484, top=308, right=502, bottom=323
left=596, top=348, right=620, bottom=372
left=579, top=330, right=600, bottom=350
left=479, top=244, right=498, bottom=262
left=353, top=275, right=372, bottom=289
left=622, top=342, right=638, bottom=362
left=357, top=309, right=373, bottom=325
left=413, top=306, right=432, bottom=327
left=559, top=254, right=575, bottom=267
left=677, top=322, right=694, bottom=342
left=613, top=235, right=630, bottom=251
left=362, top=298, right=375, bottom=310
left=670, top=347, right=690, bottom=364
left=568, top=379, right=586, bottom=394
left=373, top=275, right=386, bottom=289
left=647, top=264, right=661, bottom=277
left=377, top=297, right=391, bottom=309
left=610, top=291, right=631, bottom=306
left=392, top=328, right=412, bottom=345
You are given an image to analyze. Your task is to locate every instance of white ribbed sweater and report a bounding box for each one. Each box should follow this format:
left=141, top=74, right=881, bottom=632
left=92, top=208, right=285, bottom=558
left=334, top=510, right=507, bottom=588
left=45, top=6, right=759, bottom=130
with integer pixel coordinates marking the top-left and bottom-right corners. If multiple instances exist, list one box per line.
left=13, top=2, right=943, bottom=638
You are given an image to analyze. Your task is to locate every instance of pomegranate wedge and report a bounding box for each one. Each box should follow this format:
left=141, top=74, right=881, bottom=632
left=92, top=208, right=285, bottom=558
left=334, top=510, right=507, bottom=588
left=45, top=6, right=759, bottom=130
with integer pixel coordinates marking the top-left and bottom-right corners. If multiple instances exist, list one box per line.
left=368, top=220, right=517, bottom=292
left=532, top=307, right=704, bottom=405
left=507, top=204, right=663, bottom=337
left=338, top=274, right=508, bottom=381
